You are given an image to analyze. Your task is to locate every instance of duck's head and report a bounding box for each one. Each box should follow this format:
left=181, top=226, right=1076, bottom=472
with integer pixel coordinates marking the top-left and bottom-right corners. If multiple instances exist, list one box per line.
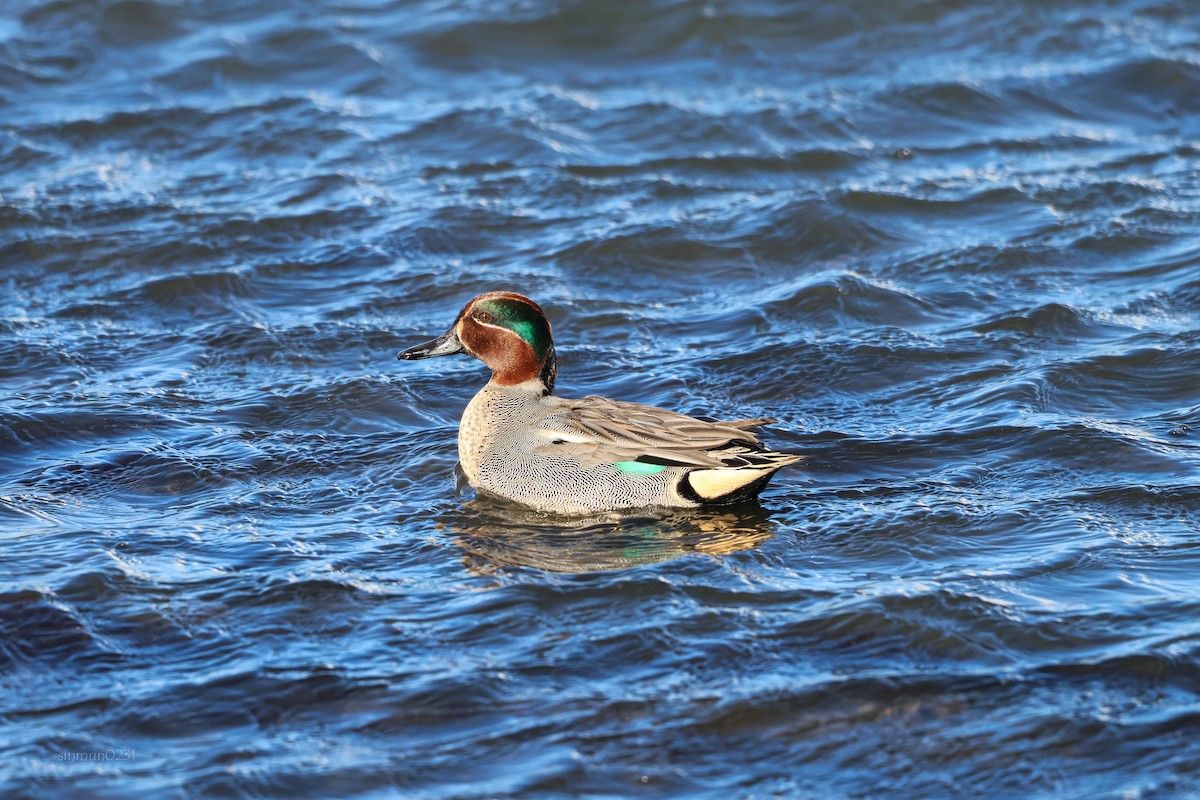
left=398, top=291, right=557, bottom=393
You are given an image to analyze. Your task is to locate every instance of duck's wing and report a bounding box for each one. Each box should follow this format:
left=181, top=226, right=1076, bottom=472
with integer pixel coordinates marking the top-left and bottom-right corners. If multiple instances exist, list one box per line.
left=534, top=395, right=797, bottom=469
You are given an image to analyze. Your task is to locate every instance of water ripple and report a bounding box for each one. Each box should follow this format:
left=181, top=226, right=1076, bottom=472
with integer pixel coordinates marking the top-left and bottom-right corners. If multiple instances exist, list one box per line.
left=5, top=0, right=1200, bottom=796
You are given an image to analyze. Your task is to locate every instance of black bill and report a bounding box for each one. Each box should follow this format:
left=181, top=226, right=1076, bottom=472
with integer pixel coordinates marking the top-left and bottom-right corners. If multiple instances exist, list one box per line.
left=397, top=329, right=465, bottom=360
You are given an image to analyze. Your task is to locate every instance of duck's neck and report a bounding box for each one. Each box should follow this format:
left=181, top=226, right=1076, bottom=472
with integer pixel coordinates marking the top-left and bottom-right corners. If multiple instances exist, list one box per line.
left=485, top=375, right=551, bottom=396
left=484, top=344, right=556, bottom=395
left=538, top=344, right=556, bottom=394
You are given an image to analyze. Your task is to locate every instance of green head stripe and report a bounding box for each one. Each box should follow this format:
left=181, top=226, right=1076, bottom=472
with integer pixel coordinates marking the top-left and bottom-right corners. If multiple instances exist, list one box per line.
left=480, top=298, right=551, bottom=360
left=614, top=461, right=667, bottom=475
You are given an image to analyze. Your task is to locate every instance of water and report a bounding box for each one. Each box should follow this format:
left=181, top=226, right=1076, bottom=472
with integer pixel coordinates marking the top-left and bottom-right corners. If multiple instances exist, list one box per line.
left=3, top=0, right=1200, bottom=796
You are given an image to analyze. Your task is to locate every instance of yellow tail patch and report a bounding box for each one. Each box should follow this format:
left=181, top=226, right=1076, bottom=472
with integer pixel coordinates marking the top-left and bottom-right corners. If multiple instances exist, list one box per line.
left=686, top=468, right=772, bottom=500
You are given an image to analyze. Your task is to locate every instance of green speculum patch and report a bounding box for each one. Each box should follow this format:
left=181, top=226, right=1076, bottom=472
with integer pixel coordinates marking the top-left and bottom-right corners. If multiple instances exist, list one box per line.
left=614, top=460, right=667, bottom=475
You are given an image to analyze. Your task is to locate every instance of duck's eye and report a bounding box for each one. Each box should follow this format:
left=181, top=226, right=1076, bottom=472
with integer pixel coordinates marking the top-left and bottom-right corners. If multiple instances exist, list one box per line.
left=475, top=310, right=493, bottom=323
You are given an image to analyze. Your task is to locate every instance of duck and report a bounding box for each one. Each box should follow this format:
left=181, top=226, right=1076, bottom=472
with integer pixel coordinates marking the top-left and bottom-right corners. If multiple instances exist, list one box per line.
left=398, top=291, right=802, bottom=515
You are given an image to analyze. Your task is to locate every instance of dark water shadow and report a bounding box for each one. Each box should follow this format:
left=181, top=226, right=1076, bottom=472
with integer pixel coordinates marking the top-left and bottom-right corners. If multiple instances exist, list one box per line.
left=439, top=496, right=777, bottom=574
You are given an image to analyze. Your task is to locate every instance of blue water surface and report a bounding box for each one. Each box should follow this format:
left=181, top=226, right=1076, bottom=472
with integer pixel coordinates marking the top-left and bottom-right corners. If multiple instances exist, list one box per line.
left=3, top=0, right=1200, bottom=797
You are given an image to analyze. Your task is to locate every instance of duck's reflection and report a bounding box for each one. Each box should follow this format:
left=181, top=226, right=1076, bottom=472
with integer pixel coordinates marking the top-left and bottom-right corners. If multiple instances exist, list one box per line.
left=441, top=496, right=777, bottom=573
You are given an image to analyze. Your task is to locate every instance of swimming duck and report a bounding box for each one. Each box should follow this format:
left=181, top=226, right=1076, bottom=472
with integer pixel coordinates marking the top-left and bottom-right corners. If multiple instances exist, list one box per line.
left=398, top=291, right=802, bottom=514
